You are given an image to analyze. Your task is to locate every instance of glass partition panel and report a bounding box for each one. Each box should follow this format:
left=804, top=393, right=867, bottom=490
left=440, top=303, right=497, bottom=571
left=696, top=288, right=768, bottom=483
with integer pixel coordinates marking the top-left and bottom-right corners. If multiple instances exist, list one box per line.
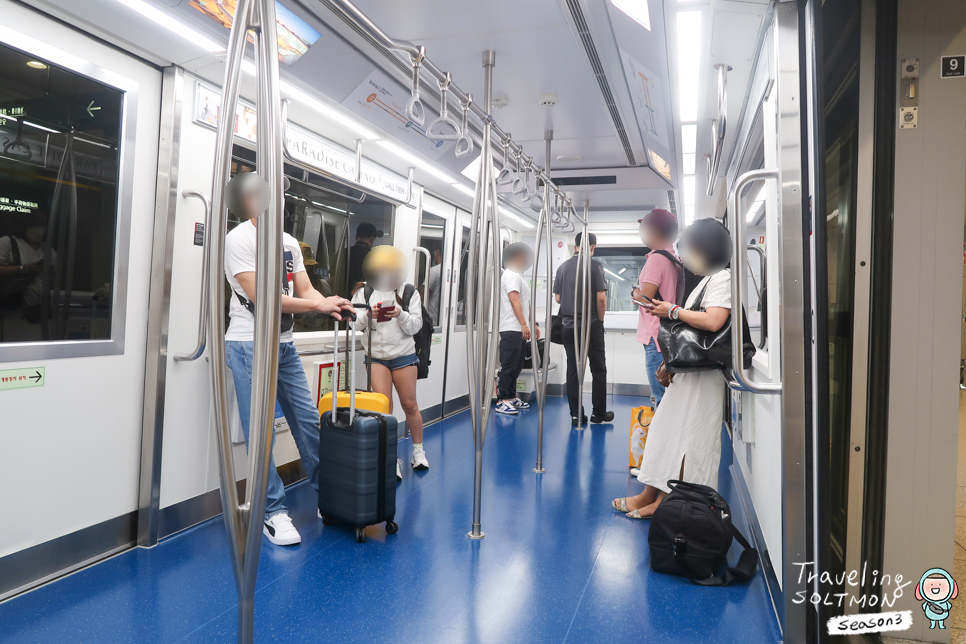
left=593, top=246, right=647, bottom=312
left=0, top=42, right=123, bottom=343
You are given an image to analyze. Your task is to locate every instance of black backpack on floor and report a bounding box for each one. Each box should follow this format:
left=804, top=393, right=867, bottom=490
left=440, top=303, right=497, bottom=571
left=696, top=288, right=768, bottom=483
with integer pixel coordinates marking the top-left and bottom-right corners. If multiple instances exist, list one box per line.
left=648, top=480, right=758, bottom=586
left=364, top=283, right=432, bottom=379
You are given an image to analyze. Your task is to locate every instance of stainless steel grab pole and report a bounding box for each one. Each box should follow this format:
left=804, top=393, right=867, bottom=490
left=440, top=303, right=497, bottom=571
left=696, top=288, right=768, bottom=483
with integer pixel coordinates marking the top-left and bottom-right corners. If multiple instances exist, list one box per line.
left=728, top=168, right=781, bottom=394
left=206, top=1, right=285, bottom=642
left=574, top=201, right=592, bottom=427
left=529, top=183, right=548, bottom=473
left=174, top=190, right=212, bottom=362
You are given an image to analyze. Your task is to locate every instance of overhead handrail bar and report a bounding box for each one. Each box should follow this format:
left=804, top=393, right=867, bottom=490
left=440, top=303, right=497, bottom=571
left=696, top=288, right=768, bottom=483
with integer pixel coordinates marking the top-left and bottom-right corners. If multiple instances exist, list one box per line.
left=174, top=189, right=213, bottom=362
left=280, top=99, right=414, bottom=206
left=325, top=0, right=576, bottom=208
left=454, top=94, right=475, bottom=158
left=728, top=168, right=781, bottom=394
left=206, top=1, right=287, bottom=641
left=706, top=64, right=732, bottom=197
left=427, top=72, right=462, bottom=141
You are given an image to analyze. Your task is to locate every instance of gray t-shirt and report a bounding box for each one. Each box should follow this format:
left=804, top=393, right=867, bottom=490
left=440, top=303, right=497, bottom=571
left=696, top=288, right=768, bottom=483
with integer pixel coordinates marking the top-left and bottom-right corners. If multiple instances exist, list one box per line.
left=553, top=255, right=606, bottom=328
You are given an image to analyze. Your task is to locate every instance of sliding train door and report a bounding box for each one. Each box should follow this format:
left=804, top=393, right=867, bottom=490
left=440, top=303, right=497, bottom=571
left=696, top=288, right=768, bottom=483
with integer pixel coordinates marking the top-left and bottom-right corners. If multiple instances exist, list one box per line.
left=723, top=2, right=818, bottom=642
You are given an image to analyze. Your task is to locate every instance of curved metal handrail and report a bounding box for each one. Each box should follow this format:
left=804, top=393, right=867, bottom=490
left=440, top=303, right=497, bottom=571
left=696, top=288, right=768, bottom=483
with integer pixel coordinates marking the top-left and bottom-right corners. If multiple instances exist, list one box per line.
left=728, top=168, right=781, bottom=394
left=174, top=189, right=213, bottom=362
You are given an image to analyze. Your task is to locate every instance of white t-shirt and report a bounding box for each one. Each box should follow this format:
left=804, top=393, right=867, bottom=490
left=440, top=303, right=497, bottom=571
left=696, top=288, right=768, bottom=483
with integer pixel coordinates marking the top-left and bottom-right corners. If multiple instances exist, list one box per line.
left=224, top=220, right=305, bottom=343
left=499, top=269, right=530, bottom=333
left=687, top=268, right=732, bottom=310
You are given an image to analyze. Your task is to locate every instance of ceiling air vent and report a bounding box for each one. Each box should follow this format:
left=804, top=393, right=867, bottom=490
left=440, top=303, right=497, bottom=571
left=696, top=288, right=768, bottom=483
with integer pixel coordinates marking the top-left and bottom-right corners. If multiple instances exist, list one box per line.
left=553, top=175, right=619, bottom=187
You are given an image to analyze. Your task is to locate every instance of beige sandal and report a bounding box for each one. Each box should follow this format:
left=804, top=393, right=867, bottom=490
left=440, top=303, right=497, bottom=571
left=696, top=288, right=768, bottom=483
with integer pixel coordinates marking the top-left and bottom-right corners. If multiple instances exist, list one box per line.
left=611, top=498, right=629, bottom=512
left=625, top=508, right=652, bottom=520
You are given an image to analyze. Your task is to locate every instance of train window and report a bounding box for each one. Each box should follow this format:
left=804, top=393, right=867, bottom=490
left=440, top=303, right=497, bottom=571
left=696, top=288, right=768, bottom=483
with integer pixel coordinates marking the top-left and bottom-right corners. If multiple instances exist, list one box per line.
left=228, top=144, right=396, bottom=333
left=0, top=42, right=123, bottom=344
left=417, top=212, right=446, bottom=329
left=593, top=246, right=647, bottom=312
left=455, top=224, right=470, bottom=327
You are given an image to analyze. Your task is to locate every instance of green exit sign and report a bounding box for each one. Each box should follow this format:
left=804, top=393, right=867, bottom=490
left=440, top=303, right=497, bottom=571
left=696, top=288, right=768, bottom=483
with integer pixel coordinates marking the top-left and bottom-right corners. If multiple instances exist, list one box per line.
left=0, top=367, right=45, bottom=390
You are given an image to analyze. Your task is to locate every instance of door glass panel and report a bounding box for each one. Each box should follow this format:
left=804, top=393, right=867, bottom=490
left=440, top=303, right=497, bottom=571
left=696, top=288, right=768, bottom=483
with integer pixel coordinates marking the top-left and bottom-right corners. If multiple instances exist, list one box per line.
left=455, top=224, right=470, bottom=327
left=0, top=42, right=123, bottom=343
left=417, top=212, right=446, bottom=329
left=593, top=246, right=647, bottom=312
left=822, top=0, right=861, bottom=588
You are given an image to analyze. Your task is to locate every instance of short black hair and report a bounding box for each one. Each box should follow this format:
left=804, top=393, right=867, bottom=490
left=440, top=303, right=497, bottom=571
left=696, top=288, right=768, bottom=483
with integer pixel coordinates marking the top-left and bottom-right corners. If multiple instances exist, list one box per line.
left=681, top=218, right=731, bottom=271
left=356, top=222, right=378, bottom=239
left=574, top=232, right=597, bottom=248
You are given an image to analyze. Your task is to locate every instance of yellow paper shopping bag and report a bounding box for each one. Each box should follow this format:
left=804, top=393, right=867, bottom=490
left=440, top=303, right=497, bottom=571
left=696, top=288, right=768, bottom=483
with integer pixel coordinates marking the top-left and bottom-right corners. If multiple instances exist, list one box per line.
left=628, top=406, right=654, bottom=468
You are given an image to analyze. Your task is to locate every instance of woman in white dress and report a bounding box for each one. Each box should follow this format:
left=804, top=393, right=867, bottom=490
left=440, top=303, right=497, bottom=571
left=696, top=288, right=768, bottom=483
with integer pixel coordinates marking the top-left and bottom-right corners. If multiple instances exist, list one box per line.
left=612, top=218, right=734, bottom=519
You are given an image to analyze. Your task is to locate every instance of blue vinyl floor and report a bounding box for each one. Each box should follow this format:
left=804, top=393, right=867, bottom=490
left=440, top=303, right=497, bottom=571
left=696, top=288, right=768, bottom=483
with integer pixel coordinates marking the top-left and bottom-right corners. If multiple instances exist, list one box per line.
left=0, top=394, right=782, bottom=643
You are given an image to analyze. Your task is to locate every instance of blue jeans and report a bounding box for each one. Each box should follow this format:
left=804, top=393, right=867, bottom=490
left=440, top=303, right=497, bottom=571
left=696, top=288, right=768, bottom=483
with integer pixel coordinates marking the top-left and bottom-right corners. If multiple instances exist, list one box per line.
left=226, top=341, right=321, bottom=521
left=643, top=339, right=665, bottom=408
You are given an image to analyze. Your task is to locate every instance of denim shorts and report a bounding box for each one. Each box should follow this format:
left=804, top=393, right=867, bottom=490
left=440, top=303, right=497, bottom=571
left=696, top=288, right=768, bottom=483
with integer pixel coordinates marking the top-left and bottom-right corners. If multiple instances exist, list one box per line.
left=365, top=352, right=420, bottom=371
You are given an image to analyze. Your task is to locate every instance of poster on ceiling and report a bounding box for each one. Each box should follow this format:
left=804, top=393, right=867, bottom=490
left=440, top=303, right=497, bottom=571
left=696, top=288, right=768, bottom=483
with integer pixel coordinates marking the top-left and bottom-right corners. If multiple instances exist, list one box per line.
left=341, top=69, right=455, bottom=160
left=619, top=49, right=670, bottom=151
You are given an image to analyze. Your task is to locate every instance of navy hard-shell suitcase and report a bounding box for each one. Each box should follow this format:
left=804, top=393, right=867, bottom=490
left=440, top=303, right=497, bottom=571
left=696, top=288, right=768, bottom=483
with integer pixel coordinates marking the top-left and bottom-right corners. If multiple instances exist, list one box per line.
left=318, top=311, right=398, bottom=543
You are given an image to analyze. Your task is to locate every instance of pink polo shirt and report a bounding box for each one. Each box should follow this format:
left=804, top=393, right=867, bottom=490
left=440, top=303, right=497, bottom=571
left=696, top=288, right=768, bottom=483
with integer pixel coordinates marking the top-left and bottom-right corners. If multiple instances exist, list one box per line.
left=635, top=247, right=680, bottom=349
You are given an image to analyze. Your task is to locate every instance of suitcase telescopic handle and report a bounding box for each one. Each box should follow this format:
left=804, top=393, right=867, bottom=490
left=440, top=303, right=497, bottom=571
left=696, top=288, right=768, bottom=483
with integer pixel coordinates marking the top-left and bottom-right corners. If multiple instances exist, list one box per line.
left=353, top=302, right=373, bottom=392
left=331, top=310, right=358, bottom=419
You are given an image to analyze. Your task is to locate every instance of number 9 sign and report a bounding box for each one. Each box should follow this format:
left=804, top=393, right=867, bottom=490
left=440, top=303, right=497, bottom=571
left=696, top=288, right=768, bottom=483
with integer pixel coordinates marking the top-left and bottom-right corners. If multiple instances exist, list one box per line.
left=941, top=55, right=965, bottom=78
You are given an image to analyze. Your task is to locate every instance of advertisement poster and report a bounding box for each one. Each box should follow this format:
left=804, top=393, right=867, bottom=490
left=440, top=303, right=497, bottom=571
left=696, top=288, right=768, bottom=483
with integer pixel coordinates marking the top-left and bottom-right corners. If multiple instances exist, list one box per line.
left=619, top=50, right=669, bottom=150
left=341, top=69, right=455, bottom=160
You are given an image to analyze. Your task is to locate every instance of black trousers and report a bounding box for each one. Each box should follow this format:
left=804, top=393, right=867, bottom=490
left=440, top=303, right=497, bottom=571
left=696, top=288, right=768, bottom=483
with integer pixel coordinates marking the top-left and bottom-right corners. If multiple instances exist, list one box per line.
left=498, top=331, right=526, bottom=401
left=563, top=320, right=607, bottom=417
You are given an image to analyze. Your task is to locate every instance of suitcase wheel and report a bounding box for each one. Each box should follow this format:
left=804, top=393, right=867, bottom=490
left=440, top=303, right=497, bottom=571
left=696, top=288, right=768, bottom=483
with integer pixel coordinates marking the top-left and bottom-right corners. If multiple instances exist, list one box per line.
left=386, top=520, right=399, bottom=535
left=355, top=528, right=367, bottom=543
left=320, top=515, right=334, bottom=526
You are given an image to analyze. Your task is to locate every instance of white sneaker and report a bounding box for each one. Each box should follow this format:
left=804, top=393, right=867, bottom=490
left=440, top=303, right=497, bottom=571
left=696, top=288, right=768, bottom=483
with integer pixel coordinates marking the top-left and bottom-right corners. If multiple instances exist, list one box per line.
left=411, top=445, right=429, bottom=470
left=396, top=458, right=403, bottom=481
left=263, top=513, right=301, bottom=546
left=495, top=400, right=519, bottom=415
left=510, top=397, right=530, bottom=410
left=630, top=467, right=641, bottom=477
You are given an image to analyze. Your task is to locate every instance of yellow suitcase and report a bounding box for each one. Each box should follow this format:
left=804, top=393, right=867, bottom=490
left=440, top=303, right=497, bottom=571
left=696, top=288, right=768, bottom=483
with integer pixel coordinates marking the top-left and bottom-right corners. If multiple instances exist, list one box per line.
left=318, top=390, right=390, bottom=415
left=317, top=305, right=390, bottom=416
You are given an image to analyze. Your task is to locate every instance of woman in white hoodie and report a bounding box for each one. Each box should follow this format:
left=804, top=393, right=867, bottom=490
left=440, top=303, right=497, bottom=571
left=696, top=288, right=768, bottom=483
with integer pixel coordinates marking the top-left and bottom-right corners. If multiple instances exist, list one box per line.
left=351, top=282, right=427, bottom=472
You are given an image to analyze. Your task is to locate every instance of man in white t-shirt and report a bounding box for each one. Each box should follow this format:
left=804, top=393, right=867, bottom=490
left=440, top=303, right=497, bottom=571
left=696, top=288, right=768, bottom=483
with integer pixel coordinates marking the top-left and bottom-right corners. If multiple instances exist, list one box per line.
left=495, top=243, right=539, bottom=415
left=224, top=175, right=353, bottom=547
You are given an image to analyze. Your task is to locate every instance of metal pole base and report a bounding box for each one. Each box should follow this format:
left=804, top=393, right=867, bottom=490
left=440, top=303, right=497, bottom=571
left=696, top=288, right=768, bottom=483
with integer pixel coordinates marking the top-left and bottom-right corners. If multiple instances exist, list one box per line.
left=574, top=425, right=586, bottom=431
left=467, top=531, right=486, bottom=540
left=533, top=467, right=545, bottom=473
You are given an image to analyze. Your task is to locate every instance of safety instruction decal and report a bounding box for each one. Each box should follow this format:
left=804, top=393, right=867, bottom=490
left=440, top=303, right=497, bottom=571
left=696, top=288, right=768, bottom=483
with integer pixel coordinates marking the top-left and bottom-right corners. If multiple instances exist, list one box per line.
left=0, top=367, right=44, bottom=391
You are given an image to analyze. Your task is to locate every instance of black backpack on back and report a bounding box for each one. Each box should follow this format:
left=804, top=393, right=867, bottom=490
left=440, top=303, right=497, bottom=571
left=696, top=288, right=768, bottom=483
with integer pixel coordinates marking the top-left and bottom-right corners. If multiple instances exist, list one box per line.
left=365, top=283, right=432, bottom=380
left=648, top=480, right=758, bottom=586
left=651, top=249, right=702, bottom=305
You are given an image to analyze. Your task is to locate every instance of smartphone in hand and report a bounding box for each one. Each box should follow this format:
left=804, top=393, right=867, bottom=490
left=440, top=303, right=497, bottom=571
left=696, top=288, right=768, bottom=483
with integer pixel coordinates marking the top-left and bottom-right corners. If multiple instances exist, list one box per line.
left=376, top=299, right=396, bottom=322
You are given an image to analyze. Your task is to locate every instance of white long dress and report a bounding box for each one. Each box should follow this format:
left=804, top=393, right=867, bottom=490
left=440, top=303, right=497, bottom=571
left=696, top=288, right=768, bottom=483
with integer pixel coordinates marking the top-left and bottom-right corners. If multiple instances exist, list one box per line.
left=637, top=269, right=731, bottom=494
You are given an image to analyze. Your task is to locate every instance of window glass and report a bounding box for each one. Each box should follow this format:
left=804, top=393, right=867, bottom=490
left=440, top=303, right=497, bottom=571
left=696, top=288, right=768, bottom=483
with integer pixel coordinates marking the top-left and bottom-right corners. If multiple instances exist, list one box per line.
left=593, top=246, right=647, bottom=311
left=455, top=224, right=470, bottom=326
left=0, top=42, right=123, bottom=343
left=228, top=144, right=395, bottom=333
left=417, top=212, right=446, bottom=328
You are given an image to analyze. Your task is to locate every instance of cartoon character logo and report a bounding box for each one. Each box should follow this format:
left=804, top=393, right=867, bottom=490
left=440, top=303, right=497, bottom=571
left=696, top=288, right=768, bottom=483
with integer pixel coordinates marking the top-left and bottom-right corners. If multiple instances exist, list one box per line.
left=916, top=568, right=958, bottom=629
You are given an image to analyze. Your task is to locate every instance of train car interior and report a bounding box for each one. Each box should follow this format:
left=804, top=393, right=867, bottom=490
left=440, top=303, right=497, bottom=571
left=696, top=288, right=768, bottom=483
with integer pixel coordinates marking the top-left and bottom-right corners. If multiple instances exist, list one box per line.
left=0, top=0, right=964, bottom=642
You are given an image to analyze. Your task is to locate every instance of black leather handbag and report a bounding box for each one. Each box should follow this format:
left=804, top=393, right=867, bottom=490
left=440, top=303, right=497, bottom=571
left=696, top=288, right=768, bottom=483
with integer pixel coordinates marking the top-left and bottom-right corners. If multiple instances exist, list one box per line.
left=550, top=315, right=564, bottom=345
left=657, top=279, right=755, bottom=373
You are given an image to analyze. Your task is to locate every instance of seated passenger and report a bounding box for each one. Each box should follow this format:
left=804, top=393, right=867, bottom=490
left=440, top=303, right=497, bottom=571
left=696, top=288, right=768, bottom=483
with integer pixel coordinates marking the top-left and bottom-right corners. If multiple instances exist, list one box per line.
left=612, top=218, right=733, bottom=519
left=223, top=172, right=354, bottom=546
left=630, top=208, right=682, bottom=409
left=495, top=243, right=538, bottom=415
left=351, top=246, right=427, bottom=476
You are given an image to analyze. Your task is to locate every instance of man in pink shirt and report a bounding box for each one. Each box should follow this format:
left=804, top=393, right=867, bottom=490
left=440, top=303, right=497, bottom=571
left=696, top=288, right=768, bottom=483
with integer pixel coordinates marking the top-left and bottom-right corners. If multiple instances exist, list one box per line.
left=631, top=209, right=682, bottom=408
